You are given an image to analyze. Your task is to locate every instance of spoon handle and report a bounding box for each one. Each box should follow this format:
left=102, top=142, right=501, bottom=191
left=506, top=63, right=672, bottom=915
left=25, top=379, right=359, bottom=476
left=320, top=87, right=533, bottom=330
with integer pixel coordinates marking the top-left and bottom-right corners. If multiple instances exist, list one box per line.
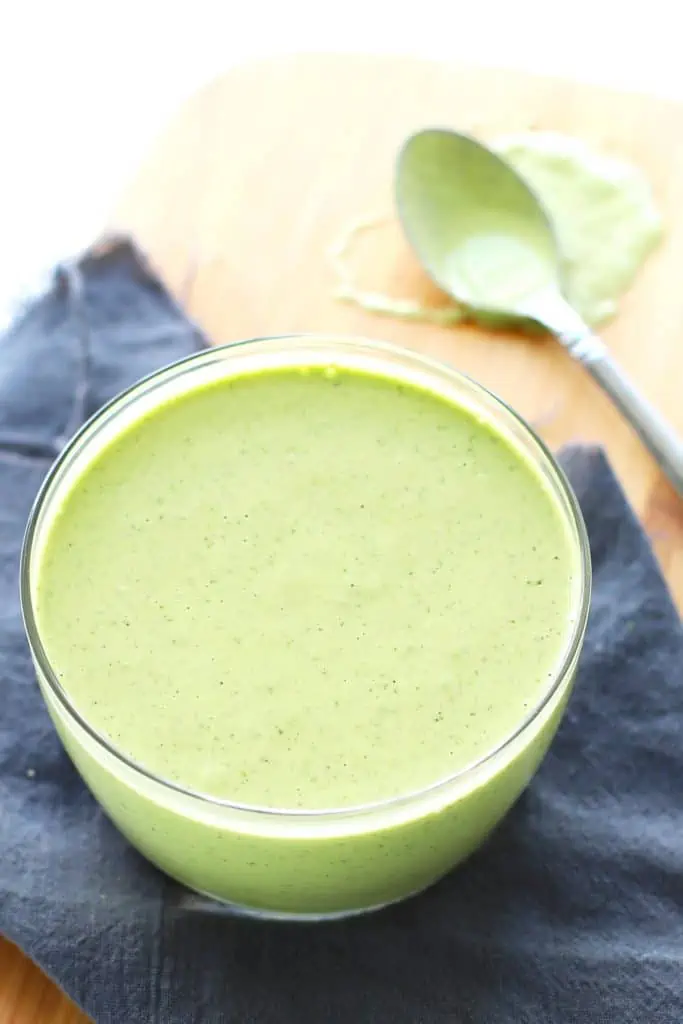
left=557, top=322, right=683, bottom=497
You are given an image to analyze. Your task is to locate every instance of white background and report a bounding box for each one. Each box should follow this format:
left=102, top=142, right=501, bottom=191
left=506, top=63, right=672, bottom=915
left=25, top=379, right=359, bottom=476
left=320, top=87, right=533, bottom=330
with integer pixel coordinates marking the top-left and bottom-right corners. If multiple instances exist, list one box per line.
left=0, top=0, right=680, bottom=321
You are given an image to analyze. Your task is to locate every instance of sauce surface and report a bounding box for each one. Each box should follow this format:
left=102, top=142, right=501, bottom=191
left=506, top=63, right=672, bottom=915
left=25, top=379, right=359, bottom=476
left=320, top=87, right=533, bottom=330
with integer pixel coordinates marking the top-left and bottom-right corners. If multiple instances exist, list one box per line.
left=36, top=367, right=577, bottom=810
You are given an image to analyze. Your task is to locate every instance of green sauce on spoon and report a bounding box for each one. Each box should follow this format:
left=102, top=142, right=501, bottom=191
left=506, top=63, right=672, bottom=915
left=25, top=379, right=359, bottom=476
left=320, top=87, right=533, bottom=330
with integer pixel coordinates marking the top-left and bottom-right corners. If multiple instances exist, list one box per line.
left=394, top=128, right=683, bottom=496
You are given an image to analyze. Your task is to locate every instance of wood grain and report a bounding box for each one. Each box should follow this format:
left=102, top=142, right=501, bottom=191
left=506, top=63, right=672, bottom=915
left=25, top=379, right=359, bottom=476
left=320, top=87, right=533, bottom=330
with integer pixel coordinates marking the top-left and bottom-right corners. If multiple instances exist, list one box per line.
left=3, top=53, right=682, bottom=1023
left=0, top=940, right=85, bottom=1023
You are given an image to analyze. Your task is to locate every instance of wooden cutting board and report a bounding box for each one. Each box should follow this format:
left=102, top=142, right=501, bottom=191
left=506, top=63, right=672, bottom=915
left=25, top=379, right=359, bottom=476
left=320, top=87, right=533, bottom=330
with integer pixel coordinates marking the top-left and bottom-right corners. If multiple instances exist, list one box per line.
left=4, top=52, right=683, bottom=1024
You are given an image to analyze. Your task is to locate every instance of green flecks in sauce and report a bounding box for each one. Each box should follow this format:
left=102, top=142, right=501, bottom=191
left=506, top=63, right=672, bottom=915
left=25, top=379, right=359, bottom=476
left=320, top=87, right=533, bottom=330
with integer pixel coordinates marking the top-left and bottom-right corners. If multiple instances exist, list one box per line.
left=36, top=367, right=576, bottom=811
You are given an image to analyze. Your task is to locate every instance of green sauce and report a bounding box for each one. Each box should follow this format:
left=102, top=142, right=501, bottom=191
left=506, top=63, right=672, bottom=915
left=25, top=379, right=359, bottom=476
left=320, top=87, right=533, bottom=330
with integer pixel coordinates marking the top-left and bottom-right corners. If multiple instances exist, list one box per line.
left=34, top=363, right=580, bottom=914
left=495, top=132, right=662, bottom=325
left=335, top=133, right=662, bottom=329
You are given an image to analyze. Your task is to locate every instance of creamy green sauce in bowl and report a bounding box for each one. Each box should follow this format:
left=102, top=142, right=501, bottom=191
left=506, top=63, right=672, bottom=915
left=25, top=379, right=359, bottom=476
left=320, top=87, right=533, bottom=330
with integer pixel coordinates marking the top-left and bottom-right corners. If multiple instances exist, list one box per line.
left=23, top=336, right=589, bottom=917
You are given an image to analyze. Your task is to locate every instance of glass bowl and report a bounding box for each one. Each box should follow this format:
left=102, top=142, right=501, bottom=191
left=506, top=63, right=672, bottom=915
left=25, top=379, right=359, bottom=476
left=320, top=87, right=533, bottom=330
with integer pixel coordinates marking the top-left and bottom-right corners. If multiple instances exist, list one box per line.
left=20, top=335, right=591, bottom=920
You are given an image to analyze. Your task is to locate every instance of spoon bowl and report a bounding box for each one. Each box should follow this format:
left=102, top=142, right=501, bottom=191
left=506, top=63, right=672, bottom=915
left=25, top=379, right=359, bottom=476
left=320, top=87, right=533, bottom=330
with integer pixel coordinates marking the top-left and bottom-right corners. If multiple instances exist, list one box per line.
left=396, top=129, right=559, bottom=320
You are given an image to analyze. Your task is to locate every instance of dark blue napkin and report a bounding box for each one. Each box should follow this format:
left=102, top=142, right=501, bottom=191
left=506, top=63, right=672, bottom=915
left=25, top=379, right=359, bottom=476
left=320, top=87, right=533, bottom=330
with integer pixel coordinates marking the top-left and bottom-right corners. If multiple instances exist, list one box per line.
left=1, top=239, right=681, bottom=1024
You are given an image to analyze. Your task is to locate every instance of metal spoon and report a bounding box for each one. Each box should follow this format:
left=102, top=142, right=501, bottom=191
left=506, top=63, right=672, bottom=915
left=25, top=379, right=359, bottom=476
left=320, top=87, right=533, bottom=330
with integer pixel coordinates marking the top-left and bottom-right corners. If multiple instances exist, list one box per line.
left=395, top=128, right=683, bottom=496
